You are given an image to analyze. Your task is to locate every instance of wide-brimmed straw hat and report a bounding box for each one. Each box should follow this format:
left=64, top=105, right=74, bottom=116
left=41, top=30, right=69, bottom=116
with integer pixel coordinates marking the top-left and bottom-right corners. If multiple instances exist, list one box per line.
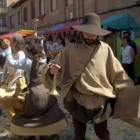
left=72, top=13, right=110, bottom=36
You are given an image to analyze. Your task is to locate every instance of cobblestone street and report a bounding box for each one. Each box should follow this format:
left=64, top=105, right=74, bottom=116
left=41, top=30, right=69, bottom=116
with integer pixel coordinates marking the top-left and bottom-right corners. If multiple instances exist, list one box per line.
left=0, top=70, right=140, bottom=140
left=59, top=115, right=140, bottom=140
left=0, top=108, right=140, bottom=140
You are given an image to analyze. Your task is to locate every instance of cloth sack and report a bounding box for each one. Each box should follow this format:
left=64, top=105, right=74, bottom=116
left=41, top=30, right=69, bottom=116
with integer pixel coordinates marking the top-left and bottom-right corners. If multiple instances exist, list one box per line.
left=113, top=85, right=140, bottom=119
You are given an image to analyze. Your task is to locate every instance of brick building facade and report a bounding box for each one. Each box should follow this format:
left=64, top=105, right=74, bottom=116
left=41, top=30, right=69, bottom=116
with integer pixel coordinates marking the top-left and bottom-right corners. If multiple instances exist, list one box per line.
left=5, top=0, right=140, bottom=34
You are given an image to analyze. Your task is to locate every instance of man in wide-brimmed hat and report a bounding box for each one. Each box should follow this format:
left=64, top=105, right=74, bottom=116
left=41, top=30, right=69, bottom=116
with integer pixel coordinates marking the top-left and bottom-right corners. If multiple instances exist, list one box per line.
left=43, top=13, right=133, bottom=140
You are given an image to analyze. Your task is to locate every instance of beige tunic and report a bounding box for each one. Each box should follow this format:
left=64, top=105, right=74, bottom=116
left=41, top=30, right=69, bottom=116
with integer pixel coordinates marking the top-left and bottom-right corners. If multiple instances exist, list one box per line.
left=41, top=41, right=133, bottom=109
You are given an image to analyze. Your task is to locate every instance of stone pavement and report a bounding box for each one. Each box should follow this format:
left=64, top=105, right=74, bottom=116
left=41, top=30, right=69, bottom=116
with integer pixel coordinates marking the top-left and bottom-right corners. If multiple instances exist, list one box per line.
left=0, top=70, right=140, bottom=140
left=1, top=109, right=140, bottom=140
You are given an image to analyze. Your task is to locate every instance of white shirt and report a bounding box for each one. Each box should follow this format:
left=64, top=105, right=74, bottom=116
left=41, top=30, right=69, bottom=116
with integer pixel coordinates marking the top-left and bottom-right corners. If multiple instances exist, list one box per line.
left=121, top=45, right=133, bottom=64
left=1, top=48, right=46, bottom=85
left=47, top=43, right=57, bottom=51
left=51, top=44, right=64, bottom=52
left=1, top=51, right=26, bottom=89
left=6, top=56, right=46, bottom=85
left=0, top=47, right=11, bottom=57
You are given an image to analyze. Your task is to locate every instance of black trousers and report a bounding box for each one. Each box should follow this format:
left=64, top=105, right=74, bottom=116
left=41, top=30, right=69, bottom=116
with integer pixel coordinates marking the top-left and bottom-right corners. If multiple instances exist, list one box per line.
left=122, top=63, right=135, bottom=82
left=73, top=118, right=110, bottom=140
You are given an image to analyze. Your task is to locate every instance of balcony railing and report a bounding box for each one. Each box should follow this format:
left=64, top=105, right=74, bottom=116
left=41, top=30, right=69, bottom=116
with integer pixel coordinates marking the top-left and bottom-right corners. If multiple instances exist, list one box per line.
left=0, top=8, right=6, bottom=14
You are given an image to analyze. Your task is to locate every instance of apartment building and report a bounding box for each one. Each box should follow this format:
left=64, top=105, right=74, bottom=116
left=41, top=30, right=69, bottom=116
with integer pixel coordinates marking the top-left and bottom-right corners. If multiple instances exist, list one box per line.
left=6, top=0, right=140, bottom=34
left=0, top=0, right=17, bottom=35
left=7, top=0, right=85, bottom=33
left=0, top=0, right=7, bottom=34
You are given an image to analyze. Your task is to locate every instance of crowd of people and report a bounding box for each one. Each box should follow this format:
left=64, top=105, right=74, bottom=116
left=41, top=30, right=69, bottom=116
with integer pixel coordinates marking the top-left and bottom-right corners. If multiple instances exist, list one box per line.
left=40, top=33, right=79, bottom=62
left=0, top=34, right=67, bottom=140
left=121, top=31, right=140, bottom=84
left=0, top=12, right=139, bottom=140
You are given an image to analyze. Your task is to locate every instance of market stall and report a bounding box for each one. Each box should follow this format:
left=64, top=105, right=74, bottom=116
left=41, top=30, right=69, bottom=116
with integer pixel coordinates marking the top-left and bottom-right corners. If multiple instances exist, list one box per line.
left=102, top=13, right=140, bottom=59
left=0, top=30, right=35, bottom=39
